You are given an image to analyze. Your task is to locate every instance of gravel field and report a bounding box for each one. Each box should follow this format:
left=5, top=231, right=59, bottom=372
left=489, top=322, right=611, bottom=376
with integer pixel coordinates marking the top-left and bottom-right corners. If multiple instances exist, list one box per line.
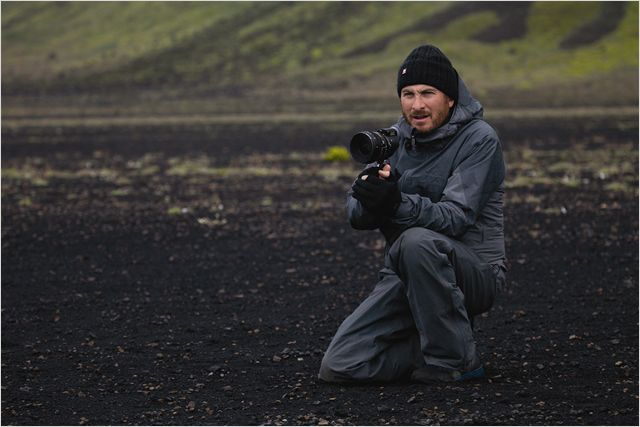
left=1, top=117, right=638, bottom=425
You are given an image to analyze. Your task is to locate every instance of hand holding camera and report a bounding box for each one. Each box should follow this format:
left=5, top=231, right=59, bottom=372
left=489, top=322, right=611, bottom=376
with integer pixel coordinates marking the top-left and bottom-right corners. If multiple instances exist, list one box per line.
left=352, top=164, right=401, bottom=217
left=359, top=163, right=391, bottom=181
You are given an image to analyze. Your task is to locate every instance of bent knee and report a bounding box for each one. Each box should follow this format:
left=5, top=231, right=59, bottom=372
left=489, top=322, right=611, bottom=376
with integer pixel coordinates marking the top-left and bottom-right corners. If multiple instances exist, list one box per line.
left=396, top=228, right=443, bottom=251
left=318, top=353, right=356, bottom=383
left=318, top=347, right=378, bottom=383
left=394, top=228, right=449, bottom=262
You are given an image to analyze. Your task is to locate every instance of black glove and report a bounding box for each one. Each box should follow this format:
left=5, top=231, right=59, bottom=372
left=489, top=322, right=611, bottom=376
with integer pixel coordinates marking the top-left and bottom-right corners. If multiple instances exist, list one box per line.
left=352, top=170, right=401, bottom=217
left=357, top=166, right=381, bottom=180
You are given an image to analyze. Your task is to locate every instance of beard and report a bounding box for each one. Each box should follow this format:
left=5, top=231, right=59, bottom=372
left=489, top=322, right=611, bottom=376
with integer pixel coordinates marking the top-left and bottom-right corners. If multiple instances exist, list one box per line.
left=402, top=107, right=453, bottom=134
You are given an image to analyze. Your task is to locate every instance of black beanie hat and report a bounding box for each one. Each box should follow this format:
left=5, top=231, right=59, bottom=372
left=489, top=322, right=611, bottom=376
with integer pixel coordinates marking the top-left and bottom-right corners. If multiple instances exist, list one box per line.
left=397, top=45, right=458, bottom=102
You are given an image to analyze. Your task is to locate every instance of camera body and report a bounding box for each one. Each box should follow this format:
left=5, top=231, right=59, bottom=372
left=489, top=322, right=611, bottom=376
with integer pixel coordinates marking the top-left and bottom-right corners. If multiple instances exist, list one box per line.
left=349, top=127, right=400, bottom=164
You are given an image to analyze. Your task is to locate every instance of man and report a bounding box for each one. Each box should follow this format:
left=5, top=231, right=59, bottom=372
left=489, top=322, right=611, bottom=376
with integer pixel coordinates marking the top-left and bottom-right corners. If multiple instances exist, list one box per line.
left=319, top=45, right=507, bottom=383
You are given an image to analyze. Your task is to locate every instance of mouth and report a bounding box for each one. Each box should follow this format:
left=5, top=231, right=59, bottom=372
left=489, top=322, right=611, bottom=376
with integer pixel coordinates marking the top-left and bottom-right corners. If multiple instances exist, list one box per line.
left=411, top=114, right=430, bottom=122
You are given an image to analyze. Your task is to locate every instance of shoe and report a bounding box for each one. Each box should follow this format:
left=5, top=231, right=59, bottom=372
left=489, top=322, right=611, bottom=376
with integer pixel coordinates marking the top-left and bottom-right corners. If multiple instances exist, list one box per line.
left=411, top=362, right=485, bottom=383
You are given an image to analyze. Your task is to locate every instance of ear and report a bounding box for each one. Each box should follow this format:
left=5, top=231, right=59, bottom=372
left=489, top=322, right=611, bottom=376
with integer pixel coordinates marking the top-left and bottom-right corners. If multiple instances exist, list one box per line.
left=447, top=98, right=455, bottom=108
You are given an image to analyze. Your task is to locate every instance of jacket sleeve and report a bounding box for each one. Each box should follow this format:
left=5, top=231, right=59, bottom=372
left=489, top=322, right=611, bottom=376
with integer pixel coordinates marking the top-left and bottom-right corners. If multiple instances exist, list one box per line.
left=390, top=134, right=505, bottom=237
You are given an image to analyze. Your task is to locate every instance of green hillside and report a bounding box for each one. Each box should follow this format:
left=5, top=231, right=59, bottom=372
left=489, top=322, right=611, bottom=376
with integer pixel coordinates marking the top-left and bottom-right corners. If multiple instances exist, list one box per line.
left=2, top=1, right=638, bottom=114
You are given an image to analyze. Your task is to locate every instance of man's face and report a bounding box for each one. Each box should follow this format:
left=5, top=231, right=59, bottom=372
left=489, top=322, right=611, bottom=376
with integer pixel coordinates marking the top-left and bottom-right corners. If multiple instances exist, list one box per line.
left=400, top=84, right=455, bottom=133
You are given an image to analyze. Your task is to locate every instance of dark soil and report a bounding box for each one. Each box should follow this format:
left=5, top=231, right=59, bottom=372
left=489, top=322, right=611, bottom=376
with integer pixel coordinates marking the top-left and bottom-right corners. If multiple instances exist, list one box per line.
left=1, top=117, right=638, bottom=425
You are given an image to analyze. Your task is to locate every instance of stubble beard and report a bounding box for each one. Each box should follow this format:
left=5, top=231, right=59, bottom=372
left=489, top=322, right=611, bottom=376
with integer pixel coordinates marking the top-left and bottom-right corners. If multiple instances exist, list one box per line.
left=402, top=107, right=451, bottom=134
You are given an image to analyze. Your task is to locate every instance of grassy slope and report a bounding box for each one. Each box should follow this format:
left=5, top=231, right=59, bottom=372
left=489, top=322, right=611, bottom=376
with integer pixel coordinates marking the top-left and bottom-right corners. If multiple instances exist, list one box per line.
left=1, top=2, right=249, bottom=79
left=2, top=1, right=638, bottom=113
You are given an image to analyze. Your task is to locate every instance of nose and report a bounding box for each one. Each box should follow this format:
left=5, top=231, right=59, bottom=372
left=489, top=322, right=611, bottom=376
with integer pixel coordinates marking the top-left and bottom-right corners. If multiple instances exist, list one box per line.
left=411, top=95, right=426, bottom=111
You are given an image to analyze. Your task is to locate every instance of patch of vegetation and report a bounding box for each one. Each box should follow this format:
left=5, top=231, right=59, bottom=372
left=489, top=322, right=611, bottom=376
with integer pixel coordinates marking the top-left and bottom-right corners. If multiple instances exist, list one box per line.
left=110, top=188, right=132, bottom=197
left=505, top=143, right=638, bottom=195
left=167, top=206, right=189, bottom=216
left=604, top=180, right=638, bottom=195
left=18, top=196, right=33, bottom=207
left=323, top=146, right=351, bottom=162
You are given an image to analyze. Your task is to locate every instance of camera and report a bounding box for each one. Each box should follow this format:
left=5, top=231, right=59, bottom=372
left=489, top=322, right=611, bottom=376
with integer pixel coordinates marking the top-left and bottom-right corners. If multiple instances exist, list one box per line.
left=349, top=127, right=399, bottom=164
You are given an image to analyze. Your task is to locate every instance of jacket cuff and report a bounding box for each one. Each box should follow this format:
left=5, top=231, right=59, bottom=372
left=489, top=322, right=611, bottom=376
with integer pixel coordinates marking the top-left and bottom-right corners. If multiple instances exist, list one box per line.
left=389, top=193, right=411, bottom=223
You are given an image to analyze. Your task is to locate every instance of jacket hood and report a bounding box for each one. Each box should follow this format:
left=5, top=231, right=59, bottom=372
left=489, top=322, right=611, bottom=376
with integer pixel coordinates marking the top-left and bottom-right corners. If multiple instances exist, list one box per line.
left=396, top=77, right=483, bottom=143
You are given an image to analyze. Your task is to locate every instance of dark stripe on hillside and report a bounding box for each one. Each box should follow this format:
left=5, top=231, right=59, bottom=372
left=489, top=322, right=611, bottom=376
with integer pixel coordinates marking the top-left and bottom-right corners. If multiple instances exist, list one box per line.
left=559, top=2, right=628, bottom=49
left=344, top=2, right=532, bottom=58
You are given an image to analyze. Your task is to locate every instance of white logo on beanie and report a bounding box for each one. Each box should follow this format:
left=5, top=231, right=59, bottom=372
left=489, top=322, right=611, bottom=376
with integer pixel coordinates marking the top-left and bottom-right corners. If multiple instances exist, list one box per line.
left=402, top=68, right=407, bottom=75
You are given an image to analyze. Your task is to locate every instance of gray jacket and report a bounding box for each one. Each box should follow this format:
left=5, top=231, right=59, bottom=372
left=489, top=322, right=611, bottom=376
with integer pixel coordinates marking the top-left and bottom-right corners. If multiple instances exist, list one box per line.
left=347, top=78, right=506, bottom=268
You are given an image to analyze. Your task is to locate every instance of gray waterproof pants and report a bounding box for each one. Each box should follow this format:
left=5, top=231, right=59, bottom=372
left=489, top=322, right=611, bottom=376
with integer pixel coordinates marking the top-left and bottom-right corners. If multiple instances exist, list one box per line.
left=319, top=228, right=501, bottom=383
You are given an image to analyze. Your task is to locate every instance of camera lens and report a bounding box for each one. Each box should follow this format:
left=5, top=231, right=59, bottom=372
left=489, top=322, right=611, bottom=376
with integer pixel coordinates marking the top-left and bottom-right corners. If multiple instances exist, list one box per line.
left=350, top=132, right=377, bottom=163
left=349, top=128, right=399, bottom=164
